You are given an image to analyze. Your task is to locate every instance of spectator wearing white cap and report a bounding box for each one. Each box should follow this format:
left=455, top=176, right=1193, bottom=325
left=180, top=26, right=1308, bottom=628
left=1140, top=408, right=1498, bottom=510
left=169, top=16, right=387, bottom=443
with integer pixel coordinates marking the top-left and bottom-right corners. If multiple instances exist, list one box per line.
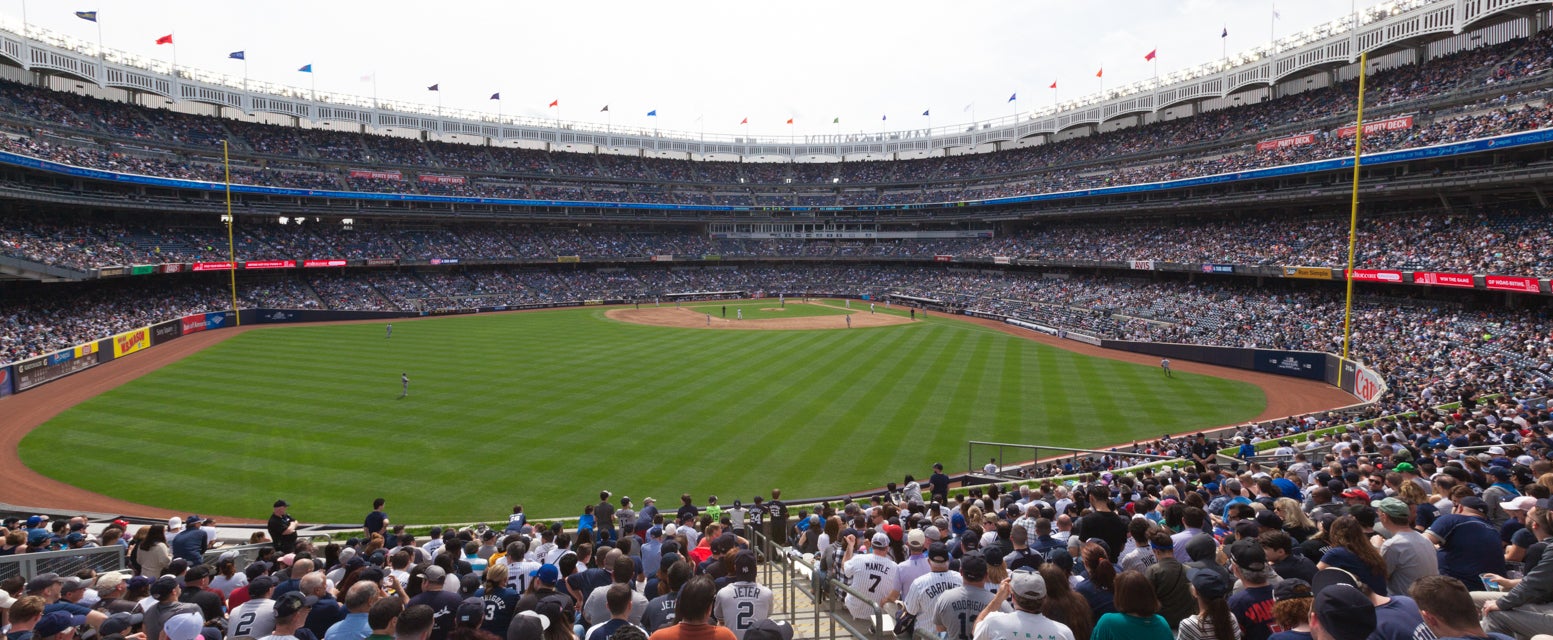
left=840, top=532, right=899, bottom=621
left=896, top=530, right=931, bottom=595
left=1501, top=497, right=1540, bottom=564
left=972, top=569, right=1073, bottom=640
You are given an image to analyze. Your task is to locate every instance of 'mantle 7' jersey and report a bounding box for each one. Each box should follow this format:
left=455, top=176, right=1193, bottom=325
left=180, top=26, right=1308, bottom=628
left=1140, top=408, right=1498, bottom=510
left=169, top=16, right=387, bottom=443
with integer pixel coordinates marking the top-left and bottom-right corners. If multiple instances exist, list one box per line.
left=714, top=581, right=774, bottom=640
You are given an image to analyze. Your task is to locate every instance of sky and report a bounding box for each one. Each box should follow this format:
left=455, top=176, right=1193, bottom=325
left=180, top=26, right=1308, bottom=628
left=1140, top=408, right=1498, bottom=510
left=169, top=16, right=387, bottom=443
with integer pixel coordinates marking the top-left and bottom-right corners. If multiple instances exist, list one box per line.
left=1, top=0, right=1376, bottom=139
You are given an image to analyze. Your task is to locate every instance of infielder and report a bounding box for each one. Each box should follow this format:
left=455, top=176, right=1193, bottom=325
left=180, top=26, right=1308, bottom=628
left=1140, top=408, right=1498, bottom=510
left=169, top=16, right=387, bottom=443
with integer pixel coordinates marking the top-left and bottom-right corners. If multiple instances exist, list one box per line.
left=869, top=303, right=875, bottom=314
left=846, top=315, right=851, bottom=328
left=736, top=309, right=743, bottom=320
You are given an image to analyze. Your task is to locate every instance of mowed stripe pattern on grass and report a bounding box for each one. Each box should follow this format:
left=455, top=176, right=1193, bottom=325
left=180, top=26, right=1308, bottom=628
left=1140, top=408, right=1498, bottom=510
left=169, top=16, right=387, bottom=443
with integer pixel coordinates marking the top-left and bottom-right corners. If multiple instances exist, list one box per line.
left=20, top=308, right=1264, bottom=523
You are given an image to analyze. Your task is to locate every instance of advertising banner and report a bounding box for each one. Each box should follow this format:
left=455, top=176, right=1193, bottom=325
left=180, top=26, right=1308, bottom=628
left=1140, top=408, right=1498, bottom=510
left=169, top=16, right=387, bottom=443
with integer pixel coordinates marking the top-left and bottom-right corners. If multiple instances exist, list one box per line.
left=557, top=256, right=581, bottom=263
left=348, top=169, right=403, bottom=180
left=1129, top=260, right=1155, bottom=270
left=1201, top=264, right=1235, bottom=274
left=650, top=255, right=674, bottom=262
left=159, top=263, right=185, bottom=273
left=243, top=260, right=296, bottom=270
left=97, top=266, right=128, bottom=277
left=1344, top=269, right=1404, bottom=283
left=192, top=262, right=236, bottom=272
left=365, top=258, right=398, bottom=267
left=702, top=255, right=722, bottom=261
left=993, top=257, right=1012, bottom=265
left=0, top=365, right=12, bottom=398
left=1336, top=115, right=1414, bottom=138
left=1485, top=275, right=1541, bottom=293
left=1353, top=364, right=1385, bottom=403
left=303, top=259, right=348, bottom=268
left=150, top=320, right=182, bottom=345
left=1255, top=133, right=1316, bottom=152
left=429, top=258, right=459, bottom=265
left=1411, top=271, right=1475, bottom=288
left=14, top=351, right=97, bottom=391
left=418, top=174, right=466, bottom=185
left=933, top=255, right=954, bottom=262
left=131, top=265, right=156, bottom=275
left=1283, top=266, right=1334, bottom=280
left=73, top=342, right=96, bottom=359
left=181, top=311, right=230, bottom=335
left=1251, top=349, right=1326, bottom=380
left=112, top=327, right=151, bottom=358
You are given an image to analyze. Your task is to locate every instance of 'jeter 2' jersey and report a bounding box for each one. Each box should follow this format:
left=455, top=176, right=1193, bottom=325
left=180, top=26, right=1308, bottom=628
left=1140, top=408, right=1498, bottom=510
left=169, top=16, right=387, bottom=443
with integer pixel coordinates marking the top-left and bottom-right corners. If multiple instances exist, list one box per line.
left=713, top=581, right=774, bottom=640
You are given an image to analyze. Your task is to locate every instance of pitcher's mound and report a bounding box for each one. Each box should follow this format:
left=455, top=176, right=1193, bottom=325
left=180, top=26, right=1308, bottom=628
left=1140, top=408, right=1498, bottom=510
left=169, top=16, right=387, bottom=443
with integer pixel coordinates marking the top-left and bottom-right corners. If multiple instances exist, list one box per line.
left=607, top=306, right=913, bottom=330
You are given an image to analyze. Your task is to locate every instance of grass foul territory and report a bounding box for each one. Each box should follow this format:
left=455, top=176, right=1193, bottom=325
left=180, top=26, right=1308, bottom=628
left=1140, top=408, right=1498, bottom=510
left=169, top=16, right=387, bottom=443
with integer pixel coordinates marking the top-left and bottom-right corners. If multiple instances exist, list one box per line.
left=21, top=306, right=1265, bottom=523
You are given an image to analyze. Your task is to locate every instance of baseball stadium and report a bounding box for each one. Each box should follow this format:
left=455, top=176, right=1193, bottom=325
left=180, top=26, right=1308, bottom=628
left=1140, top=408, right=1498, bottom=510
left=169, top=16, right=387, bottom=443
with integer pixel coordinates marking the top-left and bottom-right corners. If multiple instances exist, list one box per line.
left=0, top=1, right=1551, bottom=639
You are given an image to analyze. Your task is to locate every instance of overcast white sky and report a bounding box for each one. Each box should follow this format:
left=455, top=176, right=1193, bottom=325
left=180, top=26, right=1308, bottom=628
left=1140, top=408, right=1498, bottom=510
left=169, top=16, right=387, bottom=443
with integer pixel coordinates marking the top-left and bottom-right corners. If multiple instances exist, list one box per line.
left=3, top=0, right=1374, bottom=137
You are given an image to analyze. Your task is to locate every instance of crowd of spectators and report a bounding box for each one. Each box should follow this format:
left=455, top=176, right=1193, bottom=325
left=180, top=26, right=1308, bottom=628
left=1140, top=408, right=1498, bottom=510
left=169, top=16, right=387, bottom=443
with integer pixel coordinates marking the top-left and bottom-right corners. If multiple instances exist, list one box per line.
left=0, top=26, right=1550, bottom=208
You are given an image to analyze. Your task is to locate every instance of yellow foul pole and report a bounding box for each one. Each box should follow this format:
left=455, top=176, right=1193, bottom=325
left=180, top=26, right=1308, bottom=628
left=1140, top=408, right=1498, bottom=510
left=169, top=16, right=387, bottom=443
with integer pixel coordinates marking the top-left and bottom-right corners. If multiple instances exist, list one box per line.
left=1339, top=51, right=1368, bottom=387
left=224, top=140, right=240, bottom=327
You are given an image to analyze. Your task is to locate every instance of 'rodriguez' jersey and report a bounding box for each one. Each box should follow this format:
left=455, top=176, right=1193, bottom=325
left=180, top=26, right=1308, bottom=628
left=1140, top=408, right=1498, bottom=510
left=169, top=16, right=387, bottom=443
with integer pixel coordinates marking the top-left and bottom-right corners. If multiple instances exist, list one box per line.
left=713, top=581, right=774, bottom=640
left=932, top=586, right=1002, bottom=640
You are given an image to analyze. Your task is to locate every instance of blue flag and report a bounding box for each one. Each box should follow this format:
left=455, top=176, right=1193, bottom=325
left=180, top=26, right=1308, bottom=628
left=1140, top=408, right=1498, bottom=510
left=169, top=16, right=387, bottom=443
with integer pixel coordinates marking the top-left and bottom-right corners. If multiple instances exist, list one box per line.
left=647, top=110, right=657, bottom=116
left=1222, top=27, right=1228, bottom=38
left=922, top=110, right=930, bottom=116
left=229, top=51, right=245, bottom=60
left=298, top=64, right=312, bottom=73
left=427, top=84, right=439, bottom=91
left=1008, top=93, right=1016, bottom=102
left=490, top=92, right=500, bottom=100
left=74, top=11, right=97, bottom=22
left=882, top=115, right=887, bottom=121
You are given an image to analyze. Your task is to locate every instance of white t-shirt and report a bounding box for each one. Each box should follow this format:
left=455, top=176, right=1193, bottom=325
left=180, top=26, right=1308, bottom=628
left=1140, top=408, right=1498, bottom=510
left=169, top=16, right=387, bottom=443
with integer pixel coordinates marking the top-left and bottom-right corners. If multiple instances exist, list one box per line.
left=973, top=610, right=1075, bottom=640
left=713, top=581, right=774, bottom=640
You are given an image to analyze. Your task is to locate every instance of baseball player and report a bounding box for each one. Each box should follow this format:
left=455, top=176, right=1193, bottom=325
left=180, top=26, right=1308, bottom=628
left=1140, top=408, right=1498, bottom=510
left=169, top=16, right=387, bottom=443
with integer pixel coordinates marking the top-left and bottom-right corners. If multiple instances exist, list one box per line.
left=870, top=303, right=875, bottom=314
left=399, top=373, right=409, bottom=398
left=1161, top=358, right=1172, bottom=378
left=846, top=315, right=852, bottom=328
left=736, top=309, right=743, bottom=320
left=707, top=314, right=712, bottom=326
left=713, top=551, right=773, bottom=639
left=385, top=323, right=392, bottom=339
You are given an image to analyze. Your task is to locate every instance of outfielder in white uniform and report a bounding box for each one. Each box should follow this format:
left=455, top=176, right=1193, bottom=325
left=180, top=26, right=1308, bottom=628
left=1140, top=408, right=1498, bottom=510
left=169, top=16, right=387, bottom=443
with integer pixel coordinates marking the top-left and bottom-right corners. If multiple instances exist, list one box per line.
left=714, top=551, right=773, bottom=640
left=842, top=533, right=901, bottom=620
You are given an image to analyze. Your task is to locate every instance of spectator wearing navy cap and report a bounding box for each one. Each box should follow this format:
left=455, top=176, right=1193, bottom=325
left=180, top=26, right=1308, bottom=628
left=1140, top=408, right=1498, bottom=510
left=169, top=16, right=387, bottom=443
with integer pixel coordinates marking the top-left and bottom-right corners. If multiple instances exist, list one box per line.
left=33, top=611, right=77, bottom=640
left=170, top=517, right=207, bottom=565
left=1426, top=495, right=1505, bottom=589
left=1308, top=571, right=1376, bottom=640
left=177, top=565, right=224, bottom=624
left=902, top=542, right=960, bottom=623
left=1484, top=467, right=1521, bottom=528
left=142, top=576, right=200, bottom=640
left=1143, top=530, right=1193, bottom=630
left=1227, top=539, right=1275, bottom=640
left=1312, top=567, right=1422, bottom=640
left=260, top=591, right=319, bottom=640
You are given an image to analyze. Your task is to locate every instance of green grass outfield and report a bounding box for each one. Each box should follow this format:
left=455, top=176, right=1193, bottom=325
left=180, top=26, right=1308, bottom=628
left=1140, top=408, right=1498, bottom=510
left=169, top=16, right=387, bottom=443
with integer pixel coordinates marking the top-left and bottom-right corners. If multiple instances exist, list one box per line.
left=20, top=304, right=1266, bottom=523
left=687, top=299, right=855, bottom=320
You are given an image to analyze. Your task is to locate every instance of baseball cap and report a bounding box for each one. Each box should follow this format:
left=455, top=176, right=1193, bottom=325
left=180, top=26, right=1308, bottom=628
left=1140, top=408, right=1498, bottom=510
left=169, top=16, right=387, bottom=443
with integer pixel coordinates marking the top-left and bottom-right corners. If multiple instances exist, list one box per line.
left=870, top=532, right=890, bottom=549
left=184, top=565, right=210, bottom=583
left=1458, top=496, right=1489, bottom=513
left=25, top=572, right=63, bottom=593
left=34, top=611, right=74, bottom=638
left=26, top=516, right=41, bottom=527
left=456, top=598, right=485, bottom=626
left=647, top=526, right=663, bottom=539
left=744, top=620, right=794, bottom=640
left=166, top=516, right=183, bottom=531
left=1319, top=548, right=1386, bottom=595
left=0, top=588, right=14, bottom=609
left=1394, top=462, right=1416, bottom=473
left=148, top=576, right=179, bottom=599
left=59, top=578, right=88, bottom=594
left=529, top=564, right=560, bottom=584
left=248, top=575, right=275, bottom=595
left=733, top=550, right=758, bottom=581
left=514, top=610, right=551, bottom=632
left=926, top=542, right=950, bottom=563
left=1489, top=466, right=1512, bottom=480
left=1009, top=570, right=1046, bottom=599
left=1504, top=496, right=1538, bottom=512
left=423, top=565, right=448, bottom=583
left=64, top=533, right=85, bottom=545
left=883, top=524, right=903, bottom=542
left=185, top=515, right=203, bottom=526
left=924, top=525, right=942, bottom=542
left=274, top=499, right=289, bottom=508
left=126, top=576, right=153, bottom=591
left=1254, top=513, right=1284, bottom=530
left=1274, top=579, right=1313, bottom=602
left=1371, top=498, right=1409, bottom=520
left=162, top=612, right=204, bottom=640
left=959, top=553, right=988, bottom=581
left=277, top=553, right=296, bottom=567
left=1340, top=488, right=1369, bottom=500
left=1312, top=572, right=1377, bottom=640
left=1188, top=568, right=1232, bottom=600
left=274, top=592, right=318, bottom=618
left=1229, top=538, right=1267, bottom=572
left=906, top=529, right=926, bottom=549
left=97, top=612, right=142, bottom=638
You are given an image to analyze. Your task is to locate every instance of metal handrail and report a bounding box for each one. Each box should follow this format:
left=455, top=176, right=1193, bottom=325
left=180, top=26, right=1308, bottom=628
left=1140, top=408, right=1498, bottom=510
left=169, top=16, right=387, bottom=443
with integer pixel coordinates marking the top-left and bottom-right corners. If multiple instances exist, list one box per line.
left=0, top=544, right=126, bottom=581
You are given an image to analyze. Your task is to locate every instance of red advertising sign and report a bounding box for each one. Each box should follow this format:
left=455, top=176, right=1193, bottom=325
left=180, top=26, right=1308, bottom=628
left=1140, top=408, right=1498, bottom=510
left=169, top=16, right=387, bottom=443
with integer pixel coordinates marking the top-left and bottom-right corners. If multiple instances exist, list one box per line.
left=1354, top=366, right=1384, bottom=403
left=348, top=169, right=404, bottom=181
left=1344, top=269, right=1404, bottom=283
left=1411, top=271, right=1475, bottom=288
left=1336, top=115, right=1414, bottom=138
left=1485, top=275, right=1541, bottom=293
left=159, top=263, right=185, bottom=273
left=243, top=260, right=296, bottom=270
left=192, top=262, right=235, bottom=272
left=1255, top=133, right=1315, bottom=152
left=303, top=259, right=348, bottom=268
left=933, top=255, right=953, bottom=263
left=418, top=174, right=467, bottom=185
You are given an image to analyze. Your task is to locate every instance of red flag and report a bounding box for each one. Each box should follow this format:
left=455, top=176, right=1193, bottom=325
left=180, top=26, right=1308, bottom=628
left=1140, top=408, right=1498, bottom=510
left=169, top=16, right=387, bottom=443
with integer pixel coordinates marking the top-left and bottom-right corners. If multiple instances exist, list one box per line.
left=785, top=118, right=793, bottom=124
left=1049, top=80, right=1057, bottom=89
left=155, top=34, right=174, bottom=45
left=1144, top=49, right=1157, bottom=61
left=740, top=117, right=748, bottom=125
left=548, top=99, right=558, bottom=108
left=1096, top=67, right=1103, bottom=78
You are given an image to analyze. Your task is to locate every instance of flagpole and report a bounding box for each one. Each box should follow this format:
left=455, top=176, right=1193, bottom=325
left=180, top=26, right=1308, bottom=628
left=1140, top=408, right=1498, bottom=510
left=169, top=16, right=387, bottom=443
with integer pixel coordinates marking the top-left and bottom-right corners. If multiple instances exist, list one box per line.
left=1270, top=3, right=1277, bottom=50
left=243, top=58, right=248, bottom=93
left=18, top=0, right=26, bottom=39
left=1338, top=50, right=1368, bottom=387
left=371, top=72, right=378, bottom=109
left=223, top=140, right=239, bottom=328
left=95, top=18, right=104, bottom=70
left=170, top=32, right=177, bottom=79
